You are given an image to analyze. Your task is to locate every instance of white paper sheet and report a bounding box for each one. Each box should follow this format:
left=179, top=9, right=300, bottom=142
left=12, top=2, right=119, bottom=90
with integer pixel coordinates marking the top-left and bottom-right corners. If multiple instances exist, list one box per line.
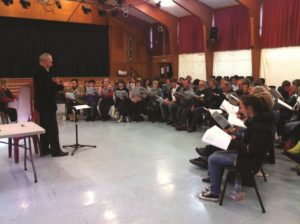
left=228, top=114, right=246, bottom=128
left=202, top=125, right=232, bottom=150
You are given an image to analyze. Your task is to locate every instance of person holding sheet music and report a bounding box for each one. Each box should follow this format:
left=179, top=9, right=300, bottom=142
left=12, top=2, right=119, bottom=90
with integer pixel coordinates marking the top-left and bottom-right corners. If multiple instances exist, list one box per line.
left=129, top=80, right=147, bottom=122
left=98, top=78, right=114, bottom=121
left=187, top=80, right=212, bottom=132
left=33, top=53, right=68, bottom=157
left=146, top=80, right=164, bottom=122
left=159, top=78, right=179, bottom=123
left=114, top=81, right=130, bottom=122
left=0, top=79, right=17, bottom=122
left=199, top=95, right=274, bottom=202
left=85, top=79, right=99, bottom=121
left=208, top=78, right=223, bottom=109
left=277, top=80, right=294, bottom=138
left=174, top=79, right=195, bottom=131
left=65, top=79, right=85, bottom=121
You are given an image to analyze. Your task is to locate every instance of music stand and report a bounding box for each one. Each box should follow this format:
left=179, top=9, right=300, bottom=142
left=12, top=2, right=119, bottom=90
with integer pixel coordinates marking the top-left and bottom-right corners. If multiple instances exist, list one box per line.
left=63, top=105, right=96, bottom=156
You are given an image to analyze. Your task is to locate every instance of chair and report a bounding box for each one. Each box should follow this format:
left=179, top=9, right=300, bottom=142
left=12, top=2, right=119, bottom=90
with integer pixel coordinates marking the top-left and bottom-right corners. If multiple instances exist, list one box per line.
left=8, top=112, right=40, bottom=163
left=0, top=111, right=10, bottom=124
left=219, top=166, right=267, bottom=213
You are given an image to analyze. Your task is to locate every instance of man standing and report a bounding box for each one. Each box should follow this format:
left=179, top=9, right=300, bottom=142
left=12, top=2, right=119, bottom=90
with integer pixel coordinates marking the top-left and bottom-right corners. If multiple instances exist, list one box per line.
left=33, top=53, right=68, bottom=157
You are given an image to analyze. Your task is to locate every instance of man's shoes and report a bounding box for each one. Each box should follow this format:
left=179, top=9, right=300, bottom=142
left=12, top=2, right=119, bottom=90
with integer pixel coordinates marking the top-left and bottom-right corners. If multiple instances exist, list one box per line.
left=189, top=157, right=208, bottom=168
left=187, top=126, right=196, bottom=132
left=202, top=177, right=210, bottom=183
left=175, top=125, right=187, bottom=131
left=195, top=147, right=207, bottom=157
left=198, top=191, right=219, bottom=202
left=166, top=121, right=173, bottom=125
left=40, top=150, right=51, bottom=157
left=52, top=151, right=69, bottom=157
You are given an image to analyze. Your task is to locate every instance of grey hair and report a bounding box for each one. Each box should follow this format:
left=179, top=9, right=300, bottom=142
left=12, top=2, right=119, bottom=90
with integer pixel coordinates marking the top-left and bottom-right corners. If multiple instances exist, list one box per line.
left=39, top=53, right=52, bottom=62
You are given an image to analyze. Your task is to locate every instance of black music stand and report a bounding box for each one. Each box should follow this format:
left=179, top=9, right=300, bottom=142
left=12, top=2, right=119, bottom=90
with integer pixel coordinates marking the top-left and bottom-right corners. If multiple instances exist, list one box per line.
left=63, top=105, right=96, bottom=156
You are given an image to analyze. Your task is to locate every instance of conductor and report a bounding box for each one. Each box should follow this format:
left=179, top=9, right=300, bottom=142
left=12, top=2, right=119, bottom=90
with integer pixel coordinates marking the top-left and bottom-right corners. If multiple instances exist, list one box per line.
left=33, top=53, right=68, bottom=157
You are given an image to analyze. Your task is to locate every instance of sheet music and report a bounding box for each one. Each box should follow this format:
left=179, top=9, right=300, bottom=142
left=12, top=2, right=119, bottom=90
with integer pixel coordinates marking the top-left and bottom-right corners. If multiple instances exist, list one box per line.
left=156, top=97, right=165, bottom=103
left=202, top=125, right=231, bottom=150
left=115, top=90, right=128, bottom=99
left=184, top=91, right=198, bottom=98
left=228, top=114, right=246, bottom=128
left=73, top=105, right=90, bottom=110
left=65, top=92, right=75, bottom=100
left=211, top=111, right=230, bottom=129
left=86, top=87, right=95, bottom=95
left=203, top=107, right=223, bottom=115
left=278, top=99, right=293, bottom=111
left=220, top=100, right=239, bottom=115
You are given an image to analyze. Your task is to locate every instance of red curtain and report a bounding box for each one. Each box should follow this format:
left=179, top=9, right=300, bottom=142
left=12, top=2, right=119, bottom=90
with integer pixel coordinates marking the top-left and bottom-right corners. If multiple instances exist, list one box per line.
left=214, top=6, right=250, bottom=51
left=152, top=23, right=170, bottom=56
left=178, top=16, right=204, bottom=54
left=261, top=0, right=300, bottom=48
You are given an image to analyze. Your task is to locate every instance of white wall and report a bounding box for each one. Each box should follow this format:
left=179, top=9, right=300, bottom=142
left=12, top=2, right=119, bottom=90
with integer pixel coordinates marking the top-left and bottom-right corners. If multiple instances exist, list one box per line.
left=260, top=47, right=300, bottom=86
left=178, top=53, right=206, bottom=81
left=213, top=50, right=252, bottom=77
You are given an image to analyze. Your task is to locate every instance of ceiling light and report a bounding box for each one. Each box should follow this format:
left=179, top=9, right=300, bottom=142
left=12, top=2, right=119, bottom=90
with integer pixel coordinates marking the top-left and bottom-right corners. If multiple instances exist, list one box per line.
left=19, top=0, right=30, bottom=8
left=55, top=0, right=61, bottom=8
left=1, top=0, right=13, bottom=6
left=82, top=4, right=91, bottom=14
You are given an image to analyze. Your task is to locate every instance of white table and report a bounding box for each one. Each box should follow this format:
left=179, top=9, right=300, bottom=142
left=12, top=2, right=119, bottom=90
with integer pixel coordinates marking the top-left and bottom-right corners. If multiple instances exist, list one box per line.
left=0, top=122, right=45, bottom=183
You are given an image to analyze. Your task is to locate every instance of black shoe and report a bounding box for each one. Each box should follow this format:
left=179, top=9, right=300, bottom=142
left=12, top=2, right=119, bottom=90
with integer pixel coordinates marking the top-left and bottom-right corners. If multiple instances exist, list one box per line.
left=195, top=147, right=208, bottom=157
left=175, top=125, right=187, bottom=131
left=52, top=151, right=69, bottom=157
left=187, top=127, right=196, bottom=132
left=202, top=177, right=210, bottom=183
left=166, top=121, right=173, bottom=125
left=189, top=157, right=208, bottom=168
left=198, top=191, right=219, bottom=202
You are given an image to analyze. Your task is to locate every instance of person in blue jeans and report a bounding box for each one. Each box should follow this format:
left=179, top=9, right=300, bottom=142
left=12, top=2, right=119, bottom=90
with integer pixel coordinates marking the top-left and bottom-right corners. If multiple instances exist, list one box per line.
left=199, top=95, right=275, bottom=202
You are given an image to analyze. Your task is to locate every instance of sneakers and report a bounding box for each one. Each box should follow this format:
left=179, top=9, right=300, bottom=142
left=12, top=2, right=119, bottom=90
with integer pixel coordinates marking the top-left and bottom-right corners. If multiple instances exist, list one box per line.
left=287, top=141, right=300, bottom=154
left=198, top=190, right=219, bottom=202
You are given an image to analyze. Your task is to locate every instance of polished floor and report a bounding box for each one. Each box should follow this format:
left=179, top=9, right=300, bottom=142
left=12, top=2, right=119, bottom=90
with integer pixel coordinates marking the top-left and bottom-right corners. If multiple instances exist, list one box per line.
left=0, top=119, right=299, bottom=224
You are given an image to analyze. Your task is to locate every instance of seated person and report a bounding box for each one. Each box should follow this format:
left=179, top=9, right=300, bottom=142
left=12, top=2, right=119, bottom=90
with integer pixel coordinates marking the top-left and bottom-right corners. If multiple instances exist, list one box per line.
left=115, top=81, right=130, bottom=122
left=174, top=79, right=196, bottom=131
left=129, top=80, right=147, bottom=122
left=160, top=78, right=180, bottom=123
left=65, top=79, right=85, bottom=121
left=0, top=79, right=17, bottom=122
left=99, top=78, right=114, bottom=121
left=198, top=95, right=274, bottom=202
left=85, top=79, right=99, bottom=121
left=190, top=88, right=274, bottom=169
left=187, top=80, right=212, bottom=132
left=146, top=80, right=164, bottom=122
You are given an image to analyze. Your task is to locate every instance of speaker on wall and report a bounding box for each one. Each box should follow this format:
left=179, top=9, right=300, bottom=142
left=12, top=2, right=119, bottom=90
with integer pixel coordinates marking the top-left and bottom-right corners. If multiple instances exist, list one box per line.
left=210, top=27, right=218, bottom=40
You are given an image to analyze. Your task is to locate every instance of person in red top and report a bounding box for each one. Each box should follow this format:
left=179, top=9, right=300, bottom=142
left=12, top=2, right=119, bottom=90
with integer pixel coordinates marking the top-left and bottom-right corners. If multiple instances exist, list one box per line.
left=0, top=79, right=17, bottom=122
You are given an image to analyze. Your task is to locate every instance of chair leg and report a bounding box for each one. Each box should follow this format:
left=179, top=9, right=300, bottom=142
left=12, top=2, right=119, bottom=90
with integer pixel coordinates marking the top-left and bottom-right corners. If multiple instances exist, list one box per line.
left=13, top=138, right=20, bottom=163
left=8, top=138, right=12, bottom=158
left=260, top=169, right=268, bottom=182
left=219, top=170, right=230, bottom=206
left=252, top=176, right=266, bottom=213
